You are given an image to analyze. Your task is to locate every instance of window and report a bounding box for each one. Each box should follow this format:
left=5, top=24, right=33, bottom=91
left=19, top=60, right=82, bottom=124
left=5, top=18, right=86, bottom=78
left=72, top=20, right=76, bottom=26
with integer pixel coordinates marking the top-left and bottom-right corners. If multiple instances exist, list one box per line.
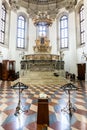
left=79, top=5, right=85, bottom=45
left=0, top=4, right=6, bottom=44
left=17, top=15, right=25, bottom=49
left=60, top=15, right=68, bottom=49
left=38, top=22, right=48, bottom=37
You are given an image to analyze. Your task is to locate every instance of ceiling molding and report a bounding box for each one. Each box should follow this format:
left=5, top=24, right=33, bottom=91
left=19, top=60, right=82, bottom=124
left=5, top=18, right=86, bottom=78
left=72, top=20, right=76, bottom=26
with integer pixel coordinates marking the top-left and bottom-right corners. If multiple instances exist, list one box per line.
left=9, top=0, right=77, bottom=18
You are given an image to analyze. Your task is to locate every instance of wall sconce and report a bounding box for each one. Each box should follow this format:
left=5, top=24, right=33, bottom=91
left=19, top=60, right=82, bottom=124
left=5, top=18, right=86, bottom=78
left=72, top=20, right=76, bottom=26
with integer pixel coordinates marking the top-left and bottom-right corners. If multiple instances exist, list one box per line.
left=59, top=51, right=64, bottom=61
left=82, top=51, right=87, bottom=61
left=0, top=51, right=3, bottom=62
left=0, top=51, right=3, bottom=57
left=19, top=52, right=25, bottom=60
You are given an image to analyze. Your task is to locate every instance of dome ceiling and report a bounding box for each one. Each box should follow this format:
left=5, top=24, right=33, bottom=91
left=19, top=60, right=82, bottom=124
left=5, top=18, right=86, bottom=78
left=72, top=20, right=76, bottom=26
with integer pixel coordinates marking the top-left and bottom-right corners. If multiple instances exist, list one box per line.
left=22, top=0, right=62, bottom=5
left=9, top=0, right=77, bottom=19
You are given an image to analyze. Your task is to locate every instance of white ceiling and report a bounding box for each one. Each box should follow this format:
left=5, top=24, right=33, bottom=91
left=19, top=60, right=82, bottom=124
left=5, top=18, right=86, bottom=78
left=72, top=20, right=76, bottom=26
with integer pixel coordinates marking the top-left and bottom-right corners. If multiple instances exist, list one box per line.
left=9, top=0, right=77, bottom=19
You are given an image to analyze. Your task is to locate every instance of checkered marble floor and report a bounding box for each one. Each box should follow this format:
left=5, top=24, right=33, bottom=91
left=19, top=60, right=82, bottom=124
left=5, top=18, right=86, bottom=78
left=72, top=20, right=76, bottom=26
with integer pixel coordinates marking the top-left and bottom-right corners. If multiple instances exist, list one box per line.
left=0, top=80, right=87, bottom=130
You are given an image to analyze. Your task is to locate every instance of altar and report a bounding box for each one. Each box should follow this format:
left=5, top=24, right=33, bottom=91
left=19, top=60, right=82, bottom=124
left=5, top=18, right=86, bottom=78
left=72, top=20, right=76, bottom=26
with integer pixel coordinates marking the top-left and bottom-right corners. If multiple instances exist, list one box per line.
left=21, top=37, right=64, bottom=71
left=24, top=54, right=59, bottom=60
left=21, top=54, right=64, bottom=71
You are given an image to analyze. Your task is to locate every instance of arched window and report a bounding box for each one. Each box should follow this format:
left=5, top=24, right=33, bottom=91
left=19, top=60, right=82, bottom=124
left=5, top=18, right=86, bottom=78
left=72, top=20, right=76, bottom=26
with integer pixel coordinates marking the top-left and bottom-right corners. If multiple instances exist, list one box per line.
left=17, top=15, right=25, bottom=49
left=0, top=4, right=6, bottom=44
left=36, top=22, right=49, bottom=39
left=60, top=15, right=68, bottom=49
left=38, top=22, right=48, bottom=37
left=79, top=5, right=85, bottom=45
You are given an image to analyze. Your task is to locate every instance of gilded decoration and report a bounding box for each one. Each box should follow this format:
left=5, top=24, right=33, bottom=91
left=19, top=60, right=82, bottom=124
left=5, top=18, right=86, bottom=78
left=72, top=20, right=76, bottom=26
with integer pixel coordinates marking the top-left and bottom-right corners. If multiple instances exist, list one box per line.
left=33, top=36, right=52, bottom=53
left=24, top=54, right=59, bottom=61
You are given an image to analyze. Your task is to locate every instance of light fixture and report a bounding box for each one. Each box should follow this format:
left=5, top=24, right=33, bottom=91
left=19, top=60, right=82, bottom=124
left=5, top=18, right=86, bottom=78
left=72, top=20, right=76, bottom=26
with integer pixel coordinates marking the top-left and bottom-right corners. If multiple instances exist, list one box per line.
left=19, top=51, right=25, bottom=59
left=82, top=51, right=87, bottom=61
left=59, top=50, right=64, bottom=61
left=0, top=51, right=2, bottom=55
left=0, top=51, right=3, bottom=59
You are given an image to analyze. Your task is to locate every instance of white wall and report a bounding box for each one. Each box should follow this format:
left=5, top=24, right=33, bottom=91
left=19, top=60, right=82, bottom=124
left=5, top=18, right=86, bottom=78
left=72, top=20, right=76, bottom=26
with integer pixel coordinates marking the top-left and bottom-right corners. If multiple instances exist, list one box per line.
left=68, top=11, right=77, bottom=75
left=28, top=18, right=36, bottom=54
left=59, top=10, right=78, bottom=76
left=49, top=19, right=58, bottom=54
left=8, top=8, right=36, bottom=71
left=8, top=11, right=20, bottom=71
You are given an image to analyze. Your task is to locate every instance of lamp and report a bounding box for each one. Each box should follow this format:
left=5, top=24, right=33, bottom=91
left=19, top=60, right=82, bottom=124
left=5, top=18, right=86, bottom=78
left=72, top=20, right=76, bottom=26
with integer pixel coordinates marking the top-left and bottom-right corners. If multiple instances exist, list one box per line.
left=19, top=51, right=25, bottom=60
left=59, top=51, right=64, bottom=61
left=82, top=51, right=87, bottom=61
left=0, top=51, right=3, bottom=56
left=0, top=51, right=3, bottom=62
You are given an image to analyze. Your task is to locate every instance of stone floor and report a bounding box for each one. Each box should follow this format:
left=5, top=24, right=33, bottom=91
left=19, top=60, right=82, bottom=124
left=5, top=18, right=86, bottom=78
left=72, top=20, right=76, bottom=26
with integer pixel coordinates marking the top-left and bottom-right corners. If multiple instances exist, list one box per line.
left=0, top=71, right=87, bottom=130
left=14, top=70, right=67, bottom=85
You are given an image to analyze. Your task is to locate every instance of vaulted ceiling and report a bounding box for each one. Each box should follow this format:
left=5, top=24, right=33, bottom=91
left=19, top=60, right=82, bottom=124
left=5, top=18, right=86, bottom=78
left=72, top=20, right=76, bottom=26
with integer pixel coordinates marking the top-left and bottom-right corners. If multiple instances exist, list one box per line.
left=9, top=0, right=77, bottom=19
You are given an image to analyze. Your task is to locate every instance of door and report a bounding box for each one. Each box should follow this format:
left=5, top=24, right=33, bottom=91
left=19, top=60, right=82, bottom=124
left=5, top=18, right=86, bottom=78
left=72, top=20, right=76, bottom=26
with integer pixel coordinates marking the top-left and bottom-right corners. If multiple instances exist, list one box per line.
left=77, top=63, right=86, bottom=80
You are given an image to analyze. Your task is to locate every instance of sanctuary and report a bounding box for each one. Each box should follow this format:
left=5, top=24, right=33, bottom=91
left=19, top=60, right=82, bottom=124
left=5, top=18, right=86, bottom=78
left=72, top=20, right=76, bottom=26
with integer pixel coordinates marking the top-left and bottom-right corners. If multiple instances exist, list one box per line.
left=21, top=51, right=64, bottom=72
left=21, top=35, right=64, bottom=71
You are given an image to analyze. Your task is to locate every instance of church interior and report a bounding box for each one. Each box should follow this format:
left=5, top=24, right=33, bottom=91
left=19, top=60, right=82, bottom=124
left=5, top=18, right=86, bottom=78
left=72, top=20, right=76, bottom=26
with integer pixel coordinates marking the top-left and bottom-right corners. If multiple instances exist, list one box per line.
left=0, top=0, right=87, bottom=130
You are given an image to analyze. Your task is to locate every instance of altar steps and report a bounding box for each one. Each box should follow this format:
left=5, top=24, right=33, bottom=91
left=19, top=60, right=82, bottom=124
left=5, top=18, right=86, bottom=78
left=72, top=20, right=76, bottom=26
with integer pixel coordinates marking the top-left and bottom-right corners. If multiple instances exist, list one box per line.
left=12, top=70, right=67, bottom=85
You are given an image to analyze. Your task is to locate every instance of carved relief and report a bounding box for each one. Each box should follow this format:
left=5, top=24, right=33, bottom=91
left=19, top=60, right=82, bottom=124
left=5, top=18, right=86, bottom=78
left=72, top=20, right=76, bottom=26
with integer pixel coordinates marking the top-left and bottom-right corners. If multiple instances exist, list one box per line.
left=9, top=0, right=19, bottom=11
left=24, top=54, right=59, bottom=61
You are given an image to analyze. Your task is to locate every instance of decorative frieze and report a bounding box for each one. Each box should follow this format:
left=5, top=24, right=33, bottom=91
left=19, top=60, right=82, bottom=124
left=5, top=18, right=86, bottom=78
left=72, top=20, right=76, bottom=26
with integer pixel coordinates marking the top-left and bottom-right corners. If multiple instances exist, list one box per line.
left=20, top=59, right=64, bottom=71
left=24, top=54, right=59, bottom=60
left=9, top=0, right=19, bottom=11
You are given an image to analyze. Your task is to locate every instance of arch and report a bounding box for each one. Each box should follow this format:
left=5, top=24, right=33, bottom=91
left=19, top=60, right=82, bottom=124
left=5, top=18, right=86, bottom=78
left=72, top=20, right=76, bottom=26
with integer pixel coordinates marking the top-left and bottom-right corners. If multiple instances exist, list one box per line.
left=0, top=0, right=10, bottom=47
left=57, top=10, right=69, bottom=50
left=16, top=11, right=29, bottom=50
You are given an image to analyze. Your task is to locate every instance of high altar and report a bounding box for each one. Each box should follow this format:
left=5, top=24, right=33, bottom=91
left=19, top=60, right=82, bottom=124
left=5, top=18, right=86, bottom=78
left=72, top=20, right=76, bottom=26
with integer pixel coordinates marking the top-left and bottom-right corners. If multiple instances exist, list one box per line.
left=21, top=37, right=64, bottom=71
